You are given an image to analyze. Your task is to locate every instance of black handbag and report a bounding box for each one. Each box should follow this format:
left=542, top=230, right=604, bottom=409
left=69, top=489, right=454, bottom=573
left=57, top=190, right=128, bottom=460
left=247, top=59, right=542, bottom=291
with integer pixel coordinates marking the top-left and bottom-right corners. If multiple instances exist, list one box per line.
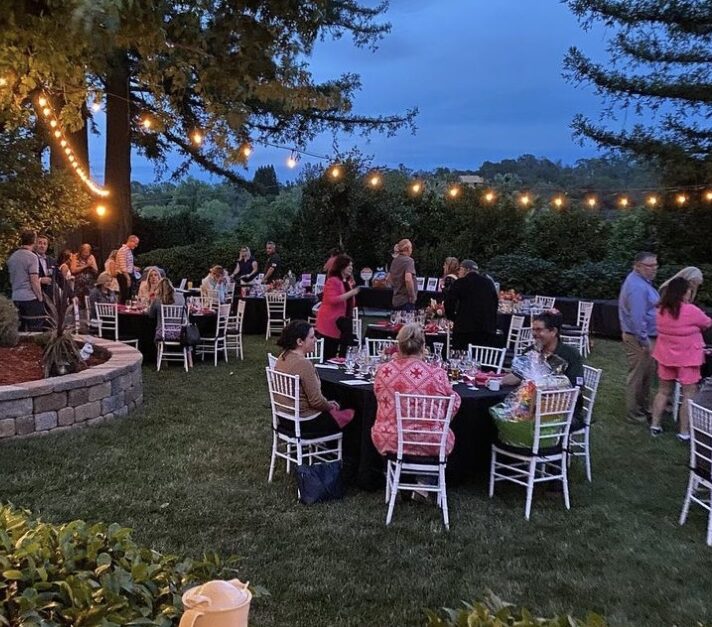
left=296, top=461, right=344, bottom=505
left=180, top=323, right=201, bottom=347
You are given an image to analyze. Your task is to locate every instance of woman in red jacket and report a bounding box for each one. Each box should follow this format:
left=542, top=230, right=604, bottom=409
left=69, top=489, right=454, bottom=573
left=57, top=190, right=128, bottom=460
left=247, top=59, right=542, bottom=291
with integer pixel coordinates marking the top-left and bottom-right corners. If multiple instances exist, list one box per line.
left=650, top=277, right=712, bottom=440
left=315, top=254, right=361, bottom=360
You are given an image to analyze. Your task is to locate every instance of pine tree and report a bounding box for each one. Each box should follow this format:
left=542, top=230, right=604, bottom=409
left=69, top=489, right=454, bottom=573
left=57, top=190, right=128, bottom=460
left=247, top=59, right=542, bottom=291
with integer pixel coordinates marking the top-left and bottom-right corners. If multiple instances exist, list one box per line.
left=564, top=0, right=712, bottom=183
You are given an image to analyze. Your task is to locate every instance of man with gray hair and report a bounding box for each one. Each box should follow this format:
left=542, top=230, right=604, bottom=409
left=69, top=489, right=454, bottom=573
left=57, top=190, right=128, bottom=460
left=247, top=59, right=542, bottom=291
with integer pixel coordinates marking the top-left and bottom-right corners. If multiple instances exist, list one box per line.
left=619, top=251, right=660, bottom=424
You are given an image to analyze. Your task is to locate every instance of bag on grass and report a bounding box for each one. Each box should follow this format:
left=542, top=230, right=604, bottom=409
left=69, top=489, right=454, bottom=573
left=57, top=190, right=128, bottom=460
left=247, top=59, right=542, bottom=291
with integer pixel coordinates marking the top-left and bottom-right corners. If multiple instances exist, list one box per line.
left=180, top=323, right=201, bottom=347
left=296, top=461, right=344, bottom=505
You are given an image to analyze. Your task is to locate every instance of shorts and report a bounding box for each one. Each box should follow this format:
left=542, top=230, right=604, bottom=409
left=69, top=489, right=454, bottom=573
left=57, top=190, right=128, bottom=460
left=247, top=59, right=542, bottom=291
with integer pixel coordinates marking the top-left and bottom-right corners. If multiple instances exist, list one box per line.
left=657, top=363, right=701, bottom=386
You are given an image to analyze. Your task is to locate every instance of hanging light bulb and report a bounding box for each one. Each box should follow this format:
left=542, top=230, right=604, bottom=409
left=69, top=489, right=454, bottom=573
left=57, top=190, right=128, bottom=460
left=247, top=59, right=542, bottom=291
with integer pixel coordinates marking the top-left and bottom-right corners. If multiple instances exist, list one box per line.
left=368, top=172, right=382, bottom=188
left=286, top=151, right=300, bottom=169
left=484, top=190, right=495, bottom=203
left=191, top=130, right=203, bottom=146
left=141, top=117, right=152, bottom=129
left=676, top=193, right=687, bottom=205
left=38, top=96, right=47, bottom=107
left=60, top=139, right=67, bottom=148
left=410, top=181, right=423, bottom=194
left=329, top=165, right=341, bottom=179
left=447, top=186, right=460, bottom=198
left=53, top=129, right=61, bottom=138
left=646, top=195, right=658, bottom=207
left=553, top=196, right=564, bottom=208
left=586, top=196, right=597, bottom=208
left=619, top=196, right=629, bottom=208
left=0, top=77, right=7, bottom=87
left=519, top=194, right=531, bottom=206
left=42, top=107, right=51, bottom=117
left=95, top=204, right=107, bottom=217
left=91, top=101, right=101, bottom=112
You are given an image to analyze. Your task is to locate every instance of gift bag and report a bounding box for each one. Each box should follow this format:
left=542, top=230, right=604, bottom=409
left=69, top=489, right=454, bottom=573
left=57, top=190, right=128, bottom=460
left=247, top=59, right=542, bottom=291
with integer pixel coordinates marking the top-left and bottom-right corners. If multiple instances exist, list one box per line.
left=296, top=461, right=344, bottom=505
left=180, top=323, right=201, bottom=347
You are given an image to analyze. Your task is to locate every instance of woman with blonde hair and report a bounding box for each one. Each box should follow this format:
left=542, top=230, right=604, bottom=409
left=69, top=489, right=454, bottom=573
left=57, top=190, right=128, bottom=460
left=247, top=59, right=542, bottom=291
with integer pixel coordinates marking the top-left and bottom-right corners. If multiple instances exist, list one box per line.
left=659, top=266, right=703, bottom=302
left=138, top=267, right=162, bottom=302
left=440, top=257, right=460, bottom=294
left=371, top=323, right=461, bottom=456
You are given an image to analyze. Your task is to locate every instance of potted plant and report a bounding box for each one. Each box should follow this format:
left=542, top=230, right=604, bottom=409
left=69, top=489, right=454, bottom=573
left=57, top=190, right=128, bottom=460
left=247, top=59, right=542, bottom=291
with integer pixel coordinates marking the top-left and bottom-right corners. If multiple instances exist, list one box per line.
left=41, top=285, right=83, bottom=377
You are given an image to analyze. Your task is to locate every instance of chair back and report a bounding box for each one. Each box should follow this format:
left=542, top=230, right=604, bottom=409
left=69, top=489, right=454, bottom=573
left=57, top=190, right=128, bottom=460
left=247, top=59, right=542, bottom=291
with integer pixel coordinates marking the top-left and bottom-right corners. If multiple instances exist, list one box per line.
left=306, top=337, right=324, bottom=363
left=216, top=303, right=231, bottom=336
left=366, top=338, right=398, bottom=357
left=532, top=387, right=579, bottom=455
left=688, top=400, right=712, bottom=484
left=582, top=365, right=603, bottom=427
left=560, top=334, right=585, bottom=354
left=265, top=291, right=287, bottom=317
left=266, top=367, right=317, bottom=439
left=234, top=299, right=246, bottom=333
left=203, top=289, right=220, bottom=309
left=160, top=304, right=185, bottom=341
left=416, top=276, right=426, bottom=291
left=315, top=273, right=326, bottom=287
left=267, top=353, right=278, bottom=368
left=187, top=295, right=211, bottom=310
left=493, top=281, right=500, bottom=294
left=577, top=300, right=594, bottom=333
left=95, top=302, right=119, bottom=340
left=506, top=315, right=526, bottom=350
left=534, top=295, right=556, bottom=309
left=425, top=277, right=439, bottom=292
left=467, top=344, right=507, bottom=373
left=515, top=327, right=534, bottom=356
left=394, top=392, right=457, bottom=462
left=177, top=278, right=187, bottom=291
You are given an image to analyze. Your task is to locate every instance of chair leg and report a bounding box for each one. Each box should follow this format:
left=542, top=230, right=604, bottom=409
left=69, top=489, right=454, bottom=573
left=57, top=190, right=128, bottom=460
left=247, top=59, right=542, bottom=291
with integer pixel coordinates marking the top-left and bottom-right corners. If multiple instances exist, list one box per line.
left=439, top=466, right=449, bottom=531
left=706, top=499, right=712, bottom=546
left=488, top=447, right=497, bottom=497
left=213, top=342, right=218, bottom=367
left=385, top=461, right=392, bottom=504
left=183, top=347, right=189, bottom=373
left=268, top=433, right=278, bottom=482
left=524, top=459, right=536, bottom=520
left=562, top=456, right=571, bottom=510
left=386, top=463, right=401, bottom=525
left=156, top=343, right=163, bottom=372
left=584, top=429, right=592, bottom=482
left=679, top=474, right=695, bottom=525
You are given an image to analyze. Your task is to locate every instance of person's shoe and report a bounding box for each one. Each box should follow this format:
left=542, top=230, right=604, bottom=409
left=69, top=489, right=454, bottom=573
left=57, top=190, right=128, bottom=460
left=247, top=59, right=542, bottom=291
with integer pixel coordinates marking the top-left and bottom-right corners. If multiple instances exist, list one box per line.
left=677, top=433, right=691, bottom=443
left=626, top=414, right=649, bottom=425
left=649, top=426, right=663, bottom=437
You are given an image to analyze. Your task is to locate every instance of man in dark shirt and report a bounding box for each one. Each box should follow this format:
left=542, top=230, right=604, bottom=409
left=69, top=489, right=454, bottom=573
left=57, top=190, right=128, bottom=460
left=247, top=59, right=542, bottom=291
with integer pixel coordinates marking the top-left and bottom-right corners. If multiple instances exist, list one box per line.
left=444, top=259, right=499, bottom=349
left=34, top=233, right=56, bottom=298
left=263, top=241, right=282, bottom=284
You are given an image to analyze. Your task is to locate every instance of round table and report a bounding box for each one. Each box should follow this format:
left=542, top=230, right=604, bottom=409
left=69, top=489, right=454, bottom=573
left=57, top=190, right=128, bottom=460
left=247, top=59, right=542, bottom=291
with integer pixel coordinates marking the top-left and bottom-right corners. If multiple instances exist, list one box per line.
left=317, top=365, right=514, bottom=490
left=239, top=296, right=317, bottom=335
left=118, top=310, right=216, bottom=363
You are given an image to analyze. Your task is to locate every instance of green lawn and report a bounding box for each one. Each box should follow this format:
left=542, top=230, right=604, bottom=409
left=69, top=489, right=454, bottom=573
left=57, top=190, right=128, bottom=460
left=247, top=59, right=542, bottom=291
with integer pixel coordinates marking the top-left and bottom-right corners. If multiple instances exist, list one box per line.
left=0, top=337, right=709, bottom=626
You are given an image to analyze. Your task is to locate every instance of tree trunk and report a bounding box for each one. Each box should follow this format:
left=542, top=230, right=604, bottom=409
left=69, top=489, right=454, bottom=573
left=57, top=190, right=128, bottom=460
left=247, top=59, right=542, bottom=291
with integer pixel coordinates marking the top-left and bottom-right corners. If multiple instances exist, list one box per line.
left=103, top=50, right=133, bottom=254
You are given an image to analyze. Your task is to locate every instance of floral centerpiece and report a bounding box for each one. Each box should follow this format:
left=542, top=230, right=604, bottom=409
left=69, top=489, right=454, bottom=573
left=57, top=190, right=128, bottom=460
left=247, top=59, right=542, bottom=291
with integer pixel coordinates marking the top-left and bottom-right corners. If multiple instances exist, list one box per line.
left=425, top=298, right=445, bottom=320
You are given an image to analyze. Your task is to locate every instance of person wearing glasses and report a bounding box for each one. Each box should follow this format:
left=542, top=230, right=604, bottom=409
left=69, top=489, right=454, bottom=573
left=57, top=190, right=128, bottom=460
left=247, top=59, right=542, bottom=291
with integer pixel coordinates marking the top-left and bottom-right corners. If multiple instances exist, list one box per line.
left=619, top=251, right=660, bottom=425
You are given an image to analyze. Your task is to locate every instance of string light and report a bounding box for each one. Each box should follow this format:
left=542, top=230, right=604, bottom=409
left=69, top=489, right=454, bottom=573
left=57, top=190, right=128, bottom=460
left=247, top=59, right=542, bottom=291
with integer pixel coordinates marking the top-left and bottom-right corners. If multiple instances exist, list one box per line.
left=676, top=193, right=687, bottom=205
left=646, top=195, right=658, bottom=207
left=619, top=196, right=629, bottom=208
left=0, top=77, right=7, bottom=87
left=519, top=194, right=531, bottom=206
left=34, top=93, right=110, bottom=198
left=553, top=196, right=564, bottom=208
left=705, top=191, right=712, bottom=202
left=329, top=165, right=341, bottom=179
left=484, top=190, right=495, bottom=203
left=447, top=185, right=460, bottom=198
left=286, top=151, right=300, bottom=169
left=410, top=181, right=423, bottom=195
left=191, top=130, right=203, bottom=146
left=368, top=173, right=382, bottom=188
left=586, top=196, right=597, bottom=208
left=91, top=101, right=101, bottom=112
left=141, top=117, right=152, bottom=129
left=240, top=143, right=252, bottom=157
left=95, top=204, right=107, bottom=217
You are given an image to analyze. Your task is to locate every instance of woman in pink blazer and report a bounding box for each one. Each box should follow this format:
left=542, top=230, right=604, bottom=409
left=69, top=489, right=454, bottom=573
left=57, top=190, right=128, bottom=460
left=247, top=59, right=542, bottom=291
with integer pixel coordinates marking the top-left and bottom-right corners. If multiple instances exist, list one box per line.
left=651, top=277, right=712, bottom=439
left=315, top=254, right=360, bottom=360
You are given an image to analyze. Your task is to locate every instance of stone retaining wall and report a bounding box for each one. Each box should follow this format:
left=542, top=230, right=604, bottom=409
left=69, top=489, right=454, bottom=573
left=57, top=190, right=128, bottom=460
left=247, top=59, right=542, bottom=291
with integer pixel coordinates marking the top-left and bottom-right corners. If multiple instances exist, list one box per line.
left=0, top=337, right=143, bottom=439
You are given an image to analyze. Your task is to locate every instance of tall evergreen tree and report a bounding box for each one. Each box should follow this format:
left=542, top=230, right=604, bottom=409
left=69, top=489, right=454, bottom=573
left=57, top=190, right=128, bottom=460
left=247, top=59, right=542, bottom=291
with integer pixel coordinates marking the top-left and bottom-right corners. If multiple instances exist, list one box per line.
left=253, top=165, right=280, bottom=197
left=564, top=0, right=712, bottom=183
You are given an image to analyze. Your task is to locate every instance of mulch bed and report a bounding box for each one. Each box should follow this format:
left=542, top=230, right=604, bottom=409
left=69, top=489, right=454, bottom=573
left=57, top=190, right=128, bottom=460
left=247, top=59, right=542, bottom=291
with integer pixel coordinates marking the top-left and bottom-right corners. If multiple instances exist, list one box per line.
left=0, top=340, right=109, bottom=386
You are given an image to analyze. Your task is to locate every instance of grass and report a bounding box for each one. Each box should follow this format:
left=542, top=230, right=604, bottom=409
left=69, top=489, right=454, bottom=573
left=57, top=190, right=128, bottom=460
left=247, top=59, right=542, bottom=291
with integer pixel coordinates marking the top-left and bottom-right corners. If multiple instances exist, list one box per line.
left=0, top=337, right=709, bottom=626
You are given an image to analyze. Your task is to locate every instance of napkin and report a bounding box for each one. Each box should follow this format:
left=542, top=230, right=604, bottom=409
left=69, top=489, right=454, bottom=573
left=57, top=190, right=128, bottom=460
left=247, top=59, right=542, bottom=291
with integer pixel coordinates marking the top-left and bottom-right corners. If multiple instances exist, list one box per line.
left=315, top=364, right=339, bottom=369
left=341, top=379, right=371, bottom=386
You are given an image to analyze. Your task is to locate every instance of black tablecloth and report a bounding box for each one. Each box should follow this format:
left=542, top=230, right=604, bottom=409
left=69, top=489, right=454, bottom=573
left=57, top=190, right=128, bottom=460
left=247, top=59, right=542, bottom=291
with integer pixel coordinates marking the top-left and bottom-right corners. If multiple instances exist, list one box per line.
left=118, top=312, right=216, bottom=363
left=240, top=296, right=317, bottom=335
left=356, top=287, right=439, bottom=310
left=366, top=322, right=508, bottom=349
left=317, top=365, right=513, bottom=490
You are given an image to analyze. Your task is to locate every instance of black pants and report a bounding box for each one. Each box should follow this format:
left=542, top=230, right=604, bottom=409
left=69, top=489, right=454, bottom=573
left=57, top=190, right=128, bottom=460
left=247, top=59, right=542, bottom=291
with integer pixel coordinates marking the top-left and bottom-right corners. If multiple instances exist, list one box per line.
left=15, top=299, right=47, bottom=331
left=279, top=411, right=340, bottom=437
left=117, top=273, right=132, bottom=304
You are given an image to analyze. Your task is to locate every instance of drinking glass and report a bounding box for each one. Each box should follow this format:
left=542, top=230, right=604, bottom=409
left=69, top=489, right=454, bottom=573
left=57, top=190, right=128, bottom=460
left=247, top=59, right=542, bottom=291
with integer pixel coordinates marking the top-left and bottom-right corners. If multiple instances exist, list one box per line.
left=345, top=348, right=355, bottom=374
left=389, top=311, right=397, bottom=326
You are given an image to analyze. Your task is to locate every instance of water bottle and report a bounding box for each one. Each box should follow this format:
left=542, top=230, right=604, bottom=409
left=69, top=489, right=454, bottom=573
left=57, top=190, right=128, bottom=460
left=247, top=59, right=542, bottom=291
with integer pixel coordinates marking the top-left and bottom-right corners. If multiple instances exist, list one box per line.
left=79, top=342, right=94, bottom=361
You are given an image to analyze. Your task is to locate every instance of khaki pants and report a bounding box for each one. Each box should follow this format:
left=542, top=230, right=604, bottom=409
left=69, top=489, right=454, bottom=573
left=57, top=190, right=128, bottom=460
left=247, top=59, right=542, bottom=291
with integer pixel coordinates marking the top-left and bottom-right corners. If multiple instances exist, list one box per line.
left=622, top=333, right=656, bottom=420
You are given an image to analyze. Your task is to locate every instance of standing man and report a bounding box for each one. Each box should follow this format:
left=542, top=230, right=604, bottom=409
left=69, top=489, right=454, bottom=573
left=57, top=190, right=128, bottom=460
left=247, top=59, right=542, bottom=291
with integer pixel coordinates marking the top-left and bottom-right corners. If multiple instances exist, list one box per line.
left=34, top=233, right=55, bottom=298
left=444, top=259, right=499, bottom=350
left=7, top=230, right=45, bottom=330
left=263, top=241, right=282, bottom=284
left=619, top=251, right=660, bottom=424
left=388, top=239, right=417, bottom=310
left=116, top=235, right=140, bottom=304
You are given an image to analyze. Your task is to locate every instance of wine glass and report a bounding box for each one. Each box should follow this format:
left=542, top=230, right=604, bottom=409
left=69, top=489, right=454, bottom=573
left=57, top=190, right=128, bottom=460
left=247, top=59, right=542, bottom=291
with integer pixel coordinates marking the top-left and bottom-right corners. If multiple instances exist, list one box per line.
left=345, top=348, right=355, bottom=374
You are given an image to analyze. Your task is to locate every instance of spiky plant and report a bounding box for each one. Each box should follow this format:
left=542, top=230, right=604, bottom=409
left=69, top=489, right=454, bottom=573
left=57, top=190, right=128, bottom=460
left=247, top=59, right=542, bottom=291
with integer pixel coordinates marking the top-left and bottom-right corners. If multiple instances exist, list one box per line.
left=0, top=294, right=19, bottom=347
left=41, top=285, right=82, bottom=377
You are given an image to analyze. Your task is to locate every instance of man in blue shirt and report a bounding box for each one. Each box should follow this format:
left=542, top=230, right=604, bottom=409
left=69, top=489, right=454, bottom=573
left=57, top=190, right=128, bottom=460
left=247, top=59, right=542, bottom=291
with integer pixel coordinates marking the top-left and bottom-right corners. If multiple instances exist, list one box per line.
left=619, top=251, right=660, bottom=424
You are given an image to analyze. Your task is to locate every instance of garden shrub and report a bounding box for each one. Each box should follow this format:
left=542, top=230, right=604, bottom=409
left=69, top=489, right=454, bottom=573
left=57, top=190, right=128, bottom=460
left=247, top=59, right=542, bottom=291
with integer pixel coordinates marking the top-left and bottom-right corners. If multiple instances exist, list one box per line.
left=0, top=503, right=252, bottom=626
left=0, top=294, right=19, bottom=347
left=485, top=254, right=559, bottom=294
left=559, top=260, right=629, bottom=300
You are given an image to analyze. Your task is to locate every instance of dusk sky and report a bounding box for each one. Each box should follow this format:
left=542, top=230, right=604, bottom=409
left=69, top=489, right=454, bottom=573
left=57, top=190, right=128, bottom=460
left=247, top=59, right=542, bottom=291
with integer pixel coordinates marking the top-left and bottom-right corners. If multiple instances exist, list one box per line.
left=88, top=0, right=628, bottom=185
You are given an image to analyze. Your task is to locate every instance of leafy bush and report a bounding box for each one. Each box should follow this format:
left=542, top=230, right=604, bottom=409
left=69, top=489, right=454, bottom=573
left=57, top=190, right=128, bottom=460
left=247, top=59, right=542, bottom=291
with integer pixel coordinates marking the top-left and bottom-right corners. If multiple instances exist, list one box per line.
left=0, top=294, right=19, bottom=347
left=559, top=260, right=629, bottom=300
left=0, top=503, right=249, bottom=626
left=605, top=208, right=655, bottom=264
left=485, top=254, right=559, bottom=294
left=425, top=592, right=606, bottom=626
left=132, top=209, right=217, bottom=255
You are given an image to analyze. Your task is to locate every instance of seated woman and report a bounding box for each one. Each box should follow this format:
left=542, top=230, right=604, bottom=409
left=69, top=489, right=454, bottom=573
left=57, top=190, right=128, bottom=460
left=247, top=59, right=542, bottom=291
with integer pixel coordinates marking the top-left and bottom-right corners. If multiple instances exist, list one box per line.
left=201, top=265, right=229, bottom=301
left=137, top=267, right=162, bottom=303
left=103, top=249, right=121, bottom=293
left=88, top=272, right=117, bottom=313
left=371, top=323, right=461, bottom=456
left=650, top=277, right=712, bottom=440
left=501, top=310, right=584, bottom=429
left=273, top=320, right=352, bottom=435
left=315, top=254, right=361, bottom=360
left=149, top=278, right=186, bottom=338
